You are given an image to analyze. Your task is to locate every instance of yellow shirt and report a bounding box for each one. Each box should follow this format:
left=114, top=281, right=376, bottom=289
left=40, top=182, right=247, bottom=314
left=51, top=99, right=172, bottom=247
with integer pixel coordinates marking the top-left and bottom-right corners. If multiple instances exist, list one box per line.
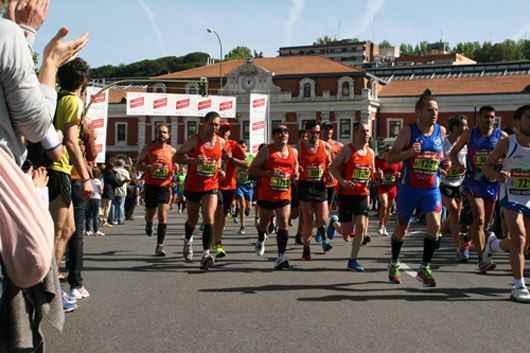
left=48, top=91, right=83, bottom=175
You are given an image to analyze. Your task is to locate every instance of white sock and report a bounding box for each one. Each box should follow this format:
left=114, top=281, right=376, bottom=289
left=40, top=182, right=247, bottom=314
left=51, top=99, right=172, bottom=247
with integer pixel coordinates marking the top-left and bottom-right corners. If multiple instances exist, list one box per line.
left=514, top=278, right=525, bottom=289
left=491, top=239, right=502, bottom=252
left=203, top=250, right=210, bottom=256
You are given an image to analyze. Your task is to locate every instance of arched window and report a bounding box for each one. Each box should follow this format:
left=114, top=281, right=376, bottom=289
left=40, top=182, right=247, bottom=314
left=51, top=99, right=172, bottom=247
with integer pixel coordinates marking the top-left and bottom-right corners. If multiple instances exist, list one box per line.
left=342, top=82, right=350, bottom=97
left=304, top=83, right=311, bottom=98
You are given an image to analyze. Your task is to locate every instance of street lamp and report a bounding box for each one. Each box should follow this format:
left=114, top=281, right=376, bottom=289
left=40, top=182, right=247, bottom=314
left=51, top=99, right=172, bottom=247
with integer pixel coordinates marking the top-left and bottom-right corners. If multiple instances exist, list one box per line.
left=207, top=28, right=223, bottom=95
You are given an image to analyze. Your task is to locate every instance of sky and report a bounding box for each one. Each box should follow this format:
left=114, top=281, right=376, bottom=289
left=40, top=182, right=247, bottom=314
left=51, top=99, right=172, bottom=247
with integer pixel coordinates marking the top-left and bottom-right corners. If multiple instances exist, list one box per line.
left=33, top=0, right=530, bottom=69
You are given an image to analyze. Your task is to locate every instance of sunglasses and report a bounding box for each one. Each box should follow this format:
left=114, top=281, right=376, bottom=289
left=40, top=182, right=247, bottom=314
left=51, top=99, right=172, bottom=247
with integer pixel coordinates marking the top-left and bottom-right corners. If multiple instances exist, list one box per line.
left=273, top=127, right=289, bottom=134
left=308, top=130, right=321, bottom=135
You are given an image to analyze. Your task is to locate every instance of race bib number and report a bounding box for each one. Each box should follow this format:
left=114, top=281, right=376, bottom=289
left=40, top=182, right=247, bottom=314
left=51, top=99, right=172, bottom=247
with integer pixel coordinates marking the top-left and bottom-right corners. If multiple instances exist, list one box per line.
left=197, top=158, right=218, bottom=177
left=270, top=171, right=291, bottom=191
left=382, top=173, right=396, bottom=185
left=473, top=150, right=490, bottom=169
left=152, top=163, right=169, bottom=179
left=413, top=152, right=439, bottom=175
left=446, top=167, right=465, bottom=181
left=352, top=166, right=371, bottom=184
left=510, top=169, right=530, bottom=195
left=236, top=169, right=249, bottom=182
left=306, top=163, right=324, bottom=182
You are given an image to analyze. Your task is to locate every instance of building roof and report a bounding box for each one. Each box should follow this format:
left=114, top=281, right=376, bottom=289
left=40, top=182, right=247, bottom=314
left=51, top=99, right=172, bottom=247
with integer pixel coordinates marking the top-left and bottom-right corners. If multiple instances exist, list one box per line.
left=154, top=56, right=363, bottom=80
left=379, top=74, right=530, bottom=97
left=108, top=88, right=146, bottom=103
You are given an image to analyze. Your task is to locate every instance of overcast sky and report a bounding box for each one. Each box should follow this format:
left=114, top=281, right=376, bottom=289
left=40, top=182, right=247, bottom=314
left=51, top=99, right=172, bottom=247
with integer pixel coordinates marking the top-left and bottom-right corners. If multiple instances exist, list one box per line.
left=32, top=0, right=530, bottom=68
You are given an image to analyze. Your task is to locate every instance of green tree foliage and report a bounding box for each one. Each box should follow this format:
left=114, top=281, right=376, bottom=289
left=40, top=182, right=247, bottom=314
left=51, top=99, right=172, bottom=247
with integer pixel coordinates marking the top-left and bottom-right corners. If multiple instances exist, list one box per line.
left=224, top=46, right=252, bottom=61
left=378, top=40, right=392, bottom=48
left=89, top=52, right=210, bottom=78
left=316, top=35, right=334, bottom=45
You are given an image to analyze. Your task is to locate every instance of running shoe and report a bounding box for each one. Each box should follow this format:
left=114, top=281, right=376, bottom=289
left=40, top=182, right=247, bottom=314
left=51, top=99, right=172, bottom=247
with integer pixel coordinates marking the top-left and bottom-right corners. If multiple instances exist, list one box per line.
left=510, top=286, right=530, bottom=303
left=478, top=260, right=496, bottom=273
left=362, top=234, right=371, bottom=245
left=388, top=263, right=401, bottom=284
left=274, top=254, right=290, bottom=270
left=455, top=249, right=467, bottom=263
left=62, top=296, right=78, bottom=313
left=183, top=238, right=193, bottom=261
left=322, top=240, right=332, bottom=252
left=233, top=217, right=239, bottom=224
left=214, top=244, right=226, bottom=258
left=255, top=241, right=265, bottom=256
left=95, top=231, right=105, bottom=236
left=61, top=287, right=77, bottom=304
left=155, top=244, right=167, bottom=257
left=239, top=226, right=246, bottom=234
left=327, top=216, right=338, bottom=240
left=383, top=227, right=389, bottom=236
left=294, top=234, right=303, bottom=245
left=377, top=224, right=385, bottom=235
left=85, top=231, right=93, bottom=236
left=416, top=266, right=436, bottom=287
left=302, top=247, right=312, bottom=260
left=343, top=232, right=352, bottom=242
left=481, top=232, right=498, bottom=265
left=199, top=254, right=214, bottom=270
left=70, top=286, right=90, bottom=299
left=315, top=231, right=322, bottom=243
left=145, top=224, right=154, bottom=237
left=347, top=259, right=364, bottom=272
left=457, top=233, right=472, bottom=260
left=199, top=222, right=205, bottom=231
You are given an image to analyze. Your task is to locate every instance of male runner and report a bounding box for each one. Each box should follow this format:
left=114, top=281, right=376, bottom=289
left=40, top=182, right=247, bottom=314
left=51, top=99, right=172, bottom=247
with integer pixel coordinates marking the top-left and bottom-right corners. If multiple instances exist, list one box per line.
left=328, top=121, right=375, bottom=271
left=374, top=146, right=402, bottom=236
left=175, top=165, right=187, bottom=213
left=173, top=111, right=226, bottom=270
left=450, top=106, right=508, bottom=272
left=136, top=124, right=176, bottom=256
left=249, top=125, right=299, bottom=270
left=234, top=140, right=254, bottom=234
left=482, top=104, right=530, bottom=302
left=296, top=120, right=333, bottom=260
left=385, top=92, right=448, bottom=287
left=440, top=115, right=469, bottom=261
left=213, top=121, right=248, bottom=258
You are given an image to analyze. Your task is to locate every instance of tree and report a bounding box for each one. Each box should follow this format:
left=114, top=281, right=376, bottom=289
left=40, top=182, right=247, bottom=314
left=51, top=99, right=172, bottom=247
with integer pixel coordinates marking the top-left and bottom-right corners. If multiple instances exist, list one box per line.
left=378, top=40, right=392, bottom=48
left=316, top=36, right=334, bottom=45
left=224, top=46, right=252, bottom=61
left=253, top=50, right=264, bottom=58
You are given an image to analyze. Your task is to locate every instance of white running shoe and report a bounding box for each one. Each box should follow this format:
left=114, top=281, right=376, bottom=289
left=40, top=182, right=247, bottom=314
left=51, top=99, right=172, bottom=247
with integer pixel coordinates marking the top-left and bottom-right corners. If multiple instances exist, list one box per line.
left=383, top=227, right=389, bottom=236
left=510, top=286, right=530, bottom=303
left=95, top=231, right=105, bottom=236
left=274, top=254, right=290, bottom=270
left=70, top=286, right=90, bottom=299
left=481, top=232, right=498, bottom=265
left=255, top=241, right=265, bottom=256
left=377, top=225, right=385, bottom=235
left=183, top=238, right=193, bottom=262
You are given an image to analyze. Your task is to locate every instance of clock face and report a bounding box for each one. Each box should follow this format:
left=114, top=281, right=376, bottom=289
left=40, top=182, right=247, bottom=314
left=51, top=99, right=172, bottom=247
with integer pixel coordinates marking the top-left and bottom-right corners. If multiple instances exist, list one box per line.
left=242, top=76, right=255, bottom=90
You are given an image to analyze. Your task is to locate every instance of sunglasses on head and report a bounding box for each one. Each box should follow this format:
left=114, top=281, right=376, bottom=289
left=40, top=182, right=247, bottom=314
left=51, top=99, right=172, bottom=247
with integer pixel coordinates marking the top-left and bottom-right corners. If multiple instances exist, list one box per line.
left=273, top=127, right=289, bottom=134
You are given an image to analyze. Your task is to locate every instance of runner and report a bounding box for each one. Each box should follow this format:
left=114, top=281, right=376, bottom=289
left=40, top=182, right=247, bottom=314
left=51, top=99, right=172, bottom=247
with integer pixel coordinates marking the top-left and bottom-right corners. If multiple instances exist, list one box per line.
left=296, top=120, right=333, bottom=260
left=234, top=140, right=255, bottom=234
left=173, top=111, right=226, bottom=270
left=292, top=129, right=307, bottom=245
left=439, top=115, right=469, bottom=261
left=449, top=106, right=508, bottom=272
left=374, top=146, right=402, bottom=236
left=482, top=104, right=530, bottom=302
left=249, top=125, right=299, bottom=270
left=175, top=165, right=187, bottom=214
left=213, top=121, right=248, bottom=258
left=136, top=124, right=176, bottom=256
left=328, top=121, right=375, bottom=271
left=384, top=91, right=448, bottom=287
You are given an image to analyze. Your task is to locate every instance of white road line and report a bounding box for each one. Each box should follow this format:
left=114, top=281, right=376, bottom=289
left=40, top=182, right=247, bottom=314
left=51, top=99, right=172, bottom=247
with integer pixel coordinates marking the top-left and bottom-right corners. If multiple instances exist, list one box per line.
left=398, top=261, right=418, bottom=279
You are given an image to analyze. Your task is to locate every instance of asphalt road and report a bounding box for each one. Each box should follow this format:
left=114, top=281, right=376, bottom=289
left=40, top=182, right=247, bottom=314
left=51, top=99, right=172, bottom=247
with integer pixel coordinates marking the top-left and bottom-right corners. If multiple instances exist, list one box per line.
left=43, top=207, right=529, bottom=352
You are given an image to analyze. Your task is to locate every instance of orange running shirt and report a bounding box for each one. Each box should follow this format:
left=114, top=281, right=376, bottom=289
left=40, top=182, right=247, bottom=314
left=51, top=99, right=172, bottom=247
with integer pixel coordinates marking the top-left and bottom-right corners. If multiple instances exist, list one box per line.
left=338, top=144, right=373, bottom=196
left=185, top=134, right=222, bottom=192
left=144, top=142, right=174, bottom=187
left=298, top=140, right=327, bottom=183
left=257, top=144, right=296, bottom=202
left=219, top=140, right=247, bottom=190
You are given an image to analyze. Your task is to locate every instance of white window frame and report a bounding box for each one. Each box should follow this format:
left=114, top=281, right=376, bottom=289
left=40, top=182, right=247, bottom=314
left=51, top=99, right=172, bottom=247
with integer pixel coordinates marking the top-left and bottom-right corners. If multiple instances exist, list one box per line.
left=494, top=116, right=502, bottom=129
left=337, top=76, right=354, bottom=100
left=387, top=118, right=403, bottom=138
left=185, top=117, right=200, bottom=139
left=298, top=78, right=316, bottom=100
left=152, top=83, right=167, bottom=93
left=186, top=82, right=200, bottom=95
left=115, top=122, right=128, bottom=146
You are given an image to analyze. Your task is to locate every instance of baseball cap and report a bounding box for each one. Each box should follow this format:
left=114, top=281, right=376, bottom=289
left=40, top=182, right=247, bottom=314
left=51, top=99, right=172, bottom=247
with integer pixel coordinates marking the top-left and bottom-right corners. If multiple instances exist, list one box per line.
left=220, top=121, right=231, bottom=129
left=322, top=122, right=334, bottom=129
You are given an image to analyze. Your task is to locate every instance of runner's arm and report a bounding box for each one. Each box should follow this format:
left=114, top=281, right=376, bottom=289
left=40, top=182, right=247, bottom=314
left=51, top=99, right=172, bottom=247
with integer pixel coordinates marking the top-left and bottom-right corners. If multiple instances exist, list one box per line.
left=248, top=146, right=271, bottom=177
left=135, top=144, right=151, bottom=172
left=386, top=125, right=415, bottom=164
left=449, top=130, right=470, bottom=174
left=483, top=138, right=510, bottom=183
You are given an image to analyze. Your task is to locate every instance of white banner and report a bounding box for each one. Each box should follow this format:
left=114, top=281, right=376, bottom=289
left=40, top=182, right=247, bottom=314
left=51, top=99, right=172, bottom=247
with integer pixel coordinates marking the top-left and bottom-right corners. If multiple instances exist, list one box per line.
left=85, top=87, right=109, bottom=164
left=126, top=92, right=236, bottom=118
left=249, top=93, right=268, bottom=155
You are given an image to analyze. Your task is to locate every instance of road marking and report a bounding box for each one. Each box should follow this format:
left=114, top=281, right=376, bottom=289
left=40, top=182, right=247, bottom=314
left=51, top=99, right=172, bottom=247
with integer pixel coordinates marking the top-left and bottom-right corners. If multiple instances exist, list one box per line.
left=399, top=261, right=418, bottom=279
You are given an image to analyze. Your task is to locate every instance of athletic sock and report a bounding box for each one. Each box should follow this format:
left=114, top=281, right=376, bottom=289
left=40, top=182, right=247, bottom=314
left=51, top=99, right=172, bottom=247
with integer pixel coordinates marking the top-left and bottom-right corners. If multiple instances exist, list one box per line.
left=146, top=221, right=153, bottom=229
left=215, top=241, right=222, bottom=247
left=202, top=224, right=214, bottom=251
left=258, top=229, right=267, bottom=242
left=391, top=236, right=404, bottom=262
left=277, top=229, right=288, bottom=255
left=491, top=239, right=502, bottom=252
left=514, top=278, right=525, bottom=289
left=185, top=221, right=194, bottom=241
left=303, top=246, right=310, bottom=256
left=318, top=226, right=327, bottom=240
left=234, top=208, right=239, bottom=217
left=422, top=236, right=437, bottom=265
left=244, top=210, right=250, bottom=217
left=157, top=223, right=167, bottom=245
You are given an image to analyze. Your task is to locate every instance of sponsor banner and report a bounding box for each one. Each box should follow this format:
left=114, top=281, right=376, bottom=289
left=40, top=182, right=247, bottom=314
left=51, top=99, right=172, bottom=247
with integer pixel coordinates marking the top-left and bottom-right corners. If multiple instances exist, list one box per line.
left=126, top=93, right=236, bottom=117
left=86, top=87, right=109, bottom=164
left=249, top=93, right=268, bottom=155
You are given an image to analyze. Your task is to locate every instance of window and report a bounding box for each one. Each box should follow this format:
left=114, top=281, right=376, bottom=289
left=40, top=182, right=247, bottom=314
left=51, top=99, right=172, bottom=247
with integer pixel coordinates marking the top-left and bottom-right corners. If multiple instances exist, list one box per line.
left=152, top=83, right=167, bottom=93
left=340, top=119, right=351, bottom=139
left=116, top=122, right=127, bottom=146
left=185, top=83, right=200, bottom=95
left=242, top=120, right=250, bottom=140
left=494, top=116, right=502, bottom=129
left=186, top=120, right=197, bottom=138
left=189, top=87, right=197, bottom=95
left=387, top=119, right=403, bottom=138
left=300, top=119, right=312, bottom=130
left=271, top=120, right=283, bottom=129
left=303, top=83, right=311, bottom=98
left=342, top=82, right=350, bottom=97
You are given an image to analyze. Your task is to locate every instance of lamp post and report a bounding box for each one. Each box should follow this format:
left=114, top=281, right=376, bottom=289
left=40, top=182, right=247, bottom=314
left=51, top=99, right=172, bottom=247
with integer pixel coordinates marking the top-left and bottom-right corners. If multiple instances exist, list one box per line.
left=207, top=28, right=223, bottom=95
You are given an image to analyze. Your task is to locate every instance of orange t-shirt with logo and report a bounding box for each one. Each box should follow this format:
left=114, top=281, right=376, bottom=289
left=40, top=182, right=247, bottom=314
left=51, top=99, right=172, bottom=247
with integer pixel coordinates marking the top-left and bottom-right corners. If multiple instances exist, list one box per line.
left=185, top=134, right=222, bottom=192
left=219, top=140, right=247, bottom=190
left=257, top=145, right=296, bottom=202
left=145, top=142, right=174, bottom=187
left=338, top=144, right=373, bottom=196
left=299, top=141, right=327, bottom=183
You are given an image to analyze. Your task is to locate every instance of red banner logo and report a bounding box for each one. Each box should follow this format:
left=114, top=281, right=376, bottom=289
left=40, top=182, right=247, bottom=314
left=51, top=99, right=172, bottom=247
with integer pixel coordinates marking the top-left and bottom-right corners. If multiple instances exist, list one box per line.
left=154, top=97, right=168, bottom=109
left=176, top=98, right=190, bottom=110
left=198, top=99, right=212, bottom=110
left=130, top=97, right=144, bottom=108
left=253, top=98, right=265, bottom=108
left=220, top=101, right=233, bottom=111
left=91, top=92, right=106, bottom=104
